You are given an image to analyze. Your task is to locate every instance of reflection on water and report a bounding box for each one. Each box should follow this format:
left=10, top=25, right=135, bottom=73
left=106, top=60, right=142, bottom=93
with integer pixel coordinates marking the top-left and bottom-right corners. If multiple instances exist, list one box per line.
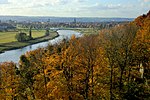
left=0, top=30, right=82, bottom=63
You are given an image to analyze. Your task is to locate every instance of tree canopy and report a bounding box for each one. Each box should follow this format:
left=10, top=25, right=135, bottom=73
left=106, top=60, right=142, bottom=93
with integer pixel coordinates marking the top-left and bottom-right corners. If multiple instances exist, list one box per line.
left=1, top=11, right=150, bottom=100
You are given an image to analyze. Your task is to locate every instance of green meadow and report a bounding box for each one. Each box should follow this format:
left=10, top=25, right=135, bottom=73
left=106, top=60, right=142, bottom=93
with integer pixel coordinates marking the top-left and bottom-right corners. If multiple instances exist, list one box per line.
left=0, top=30, right=58, bottom=53
left=0, top=30, right=46, bottom=43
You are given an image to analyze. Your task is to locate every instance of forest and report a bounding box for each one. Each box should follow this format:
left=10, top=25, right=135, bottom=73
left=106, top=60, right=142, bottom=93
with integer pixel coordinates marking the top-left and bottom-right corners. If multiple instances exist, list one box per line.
left=0, top=11, right=150, bottom=100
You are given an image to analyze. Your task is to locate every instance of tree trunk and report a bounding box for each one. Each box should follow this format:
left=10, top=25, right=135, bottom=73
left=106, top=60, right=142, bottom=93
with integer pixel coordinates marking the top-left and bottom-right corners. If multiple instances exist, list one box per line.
left=127, top=67, right=131, bottom=92
left=119, top=67, right=124, bottom=91
left=110, top=65, right=113, bottom=100
left=42, top=66, right=48, bottom=99
left=91, top=65, right=94, bottom=100
left=84, top=69, right=90, bottom=100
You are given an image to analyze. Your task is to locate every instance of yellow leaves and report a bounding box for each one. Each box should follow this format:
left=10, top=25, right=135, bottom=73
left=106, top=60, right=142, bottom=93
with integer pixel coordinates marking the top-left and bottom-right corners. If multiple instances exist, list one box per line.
left=0, top=31, right=110, bottom=99
left=0, top=62, right=18, bottom=99
left=50, top=70, right=63, bottom=79
left=46, top=73, right=68, bottom=99
left=70, top=34, right=76, bottom=40
left=134, top=11, right=150, bottom=43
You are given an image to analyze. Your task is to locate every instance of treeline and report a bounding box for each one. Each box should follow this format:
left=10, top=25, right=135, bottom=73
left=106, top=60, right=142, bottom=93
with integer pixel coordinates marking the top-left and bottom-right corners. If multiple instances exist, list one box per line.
left=15, top=27, right=50, bottom=42
left=0, top=12, right=150, bottom=100
left=17, top=21, right=127, bottom=30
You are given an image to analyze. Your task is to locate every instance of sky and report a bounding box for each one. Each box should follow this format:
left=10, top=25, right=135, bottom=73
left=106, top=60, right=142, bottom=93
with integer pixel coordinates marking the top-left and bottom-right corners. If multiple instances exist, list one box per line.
left=0, top=0, right=150, bottom=18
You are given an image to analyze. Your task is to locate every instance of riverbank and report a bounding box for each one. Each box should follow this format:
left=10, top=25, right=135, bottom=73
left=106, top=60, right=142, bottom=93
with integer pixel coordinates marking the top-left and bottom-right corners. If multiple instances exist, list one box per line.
left=0, top=31, right=59, bottom=54
left=0, top=30, right=81, bottom=63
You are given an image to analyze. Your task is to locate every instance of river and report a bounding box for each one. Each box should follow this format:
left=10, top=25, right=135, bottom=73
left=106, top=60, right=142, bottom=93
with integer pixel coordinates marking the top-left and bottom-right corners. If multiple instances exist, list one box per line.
left=0, top=30, right=82, bottom=63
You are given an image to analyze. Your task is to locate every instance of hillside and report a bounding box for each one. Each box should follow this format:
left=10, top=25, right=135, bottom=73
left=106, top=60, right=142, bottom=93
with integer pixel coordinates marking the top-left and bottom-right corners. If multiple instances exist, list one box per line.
left=0, top=12, right=149, bottom=100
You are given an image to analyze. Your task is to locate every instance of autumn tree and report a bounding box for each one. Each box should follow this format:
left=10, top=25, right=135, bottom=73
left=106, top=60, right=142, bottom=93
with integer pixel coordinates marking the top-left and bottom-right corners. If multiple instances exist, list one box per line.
left=133, top=10, right=150, bottom=80
left=0, top=62, right=18, bottom=100
left=0, top=11, right=149, bottom=100
left=42, top=34, right=109, bottom=100
left=16, top=54, right=37, bottom=99
left=99, top=23, right=138, bottom=99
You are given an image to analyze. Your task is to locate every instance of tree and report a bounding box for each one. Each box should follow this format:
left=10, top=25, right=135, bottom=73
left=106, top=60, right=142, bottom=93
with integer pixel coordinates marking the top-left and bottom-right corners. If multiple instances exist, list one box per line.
left=133, top=11, right=150, bottom=80
left=45, top=28, right=50, bottom=36
left=0, top=62, right=19, bottom=100
left=17, top=55, right=36, bottom=100
left=99, top=23, right=138, bottom=99
left=15, top=32, right=29, bottom=42
left=0, top=11, right=149, bottom=100
left=29, top=25, right=33, bottom=39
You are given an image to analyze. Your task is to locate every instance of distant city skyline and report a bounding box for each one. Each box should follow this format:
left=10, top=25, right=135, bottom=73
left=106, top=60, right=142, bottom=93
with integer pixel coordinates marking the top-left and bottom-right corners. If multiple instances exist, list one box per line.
left=0, top=0, right=150, bottom=18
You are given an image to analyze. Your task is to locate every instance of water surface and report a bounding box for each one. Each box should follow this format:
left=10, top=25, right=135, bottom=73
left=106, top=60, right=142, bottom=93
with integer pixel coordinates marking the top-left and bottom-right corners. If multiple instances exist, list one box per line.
left=0, top=30, right=81, bottom=63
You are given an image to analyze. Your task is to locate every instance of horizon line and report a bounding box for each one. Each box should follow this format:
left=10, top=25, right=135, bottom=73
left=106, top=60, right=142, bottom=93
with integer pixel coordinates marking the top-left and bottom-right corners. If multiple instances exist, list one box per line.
left=0, top=15, right=135, bottom=19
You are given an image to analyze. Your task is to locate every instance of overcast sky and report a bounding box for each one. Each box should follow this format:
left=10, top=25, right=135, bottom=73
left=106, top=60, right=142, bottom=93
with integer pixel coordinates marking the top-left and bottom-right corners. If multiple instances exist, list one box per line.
left=0, top=0, right=150, bottom=18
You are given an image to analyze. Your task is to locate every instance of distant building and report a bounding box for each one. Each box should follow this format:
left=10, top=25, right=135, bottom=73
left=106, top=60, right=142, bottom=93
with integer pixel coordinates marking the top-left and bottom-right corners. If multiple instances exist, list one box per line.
left=74, top=18, right=76, bottom=23
left=47, top=19, right=51, bottom=23
left=0, top=23, right=16, bottom=31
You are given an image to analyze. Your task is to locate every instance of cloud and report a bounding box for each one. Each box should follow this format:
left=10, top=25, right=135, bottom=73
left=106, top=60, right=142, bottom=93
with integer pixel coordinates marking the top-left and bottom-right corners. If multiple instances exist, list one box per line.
left=75, top=0, right=87, bottom=3
left=82, top=3, right=122, bottom=11
left=0, top=0, right=149, bottom=18
left=2, top=0, right=72, bottom=10
left=7, top=0, right=70, bottom=7
left=0, top=0, right=9, bottom=4
left=143, top=0, right=150, bottom=2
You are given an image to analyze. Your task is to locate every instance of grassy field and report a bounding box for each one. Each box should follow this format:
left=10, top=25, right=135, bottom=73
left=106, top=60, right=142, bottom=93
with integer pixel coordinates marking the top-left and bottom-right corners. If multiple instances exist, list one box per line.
left=0, top=30, right=46, bottom=43
left=77, top=28, right=100, bottom=34
left=63, top=28, right=100, bottom=34
left=0, top=30, right=58, bottom=53
left=0, top=31, right=17, bottom=43
left=0, top=28, right=99, bottom=43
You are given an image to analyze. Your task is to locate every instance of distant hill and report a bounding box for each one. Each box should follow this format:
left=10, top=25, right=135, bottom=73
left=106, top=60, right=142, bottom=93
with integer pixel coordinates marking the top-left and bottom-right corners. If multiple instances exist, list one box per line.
left=0, top=16, right=134, bottom=23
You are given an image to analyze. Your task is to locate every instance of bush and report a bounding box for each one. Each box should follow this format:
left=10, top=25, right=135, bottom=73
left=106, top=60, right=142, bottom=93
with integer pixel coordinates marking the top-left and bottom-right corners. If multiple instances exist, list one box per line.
left=15, top=32, right=30, bottom=42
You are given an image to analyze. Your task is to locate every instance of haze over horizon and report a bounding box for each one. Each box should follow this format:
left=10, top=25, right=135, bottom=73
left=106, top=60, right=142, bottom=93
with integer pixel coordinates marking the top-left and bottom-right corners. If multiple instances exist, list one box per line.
left=0, top=0, right=150, bottom=18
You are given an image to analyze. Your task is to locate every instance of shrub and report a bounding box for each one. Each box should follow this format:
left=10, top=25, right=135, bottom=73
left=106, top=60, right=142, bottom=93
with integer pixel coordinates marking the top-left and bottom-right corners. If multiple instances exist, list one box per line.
left=15, top=32, right=30, bottom=42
